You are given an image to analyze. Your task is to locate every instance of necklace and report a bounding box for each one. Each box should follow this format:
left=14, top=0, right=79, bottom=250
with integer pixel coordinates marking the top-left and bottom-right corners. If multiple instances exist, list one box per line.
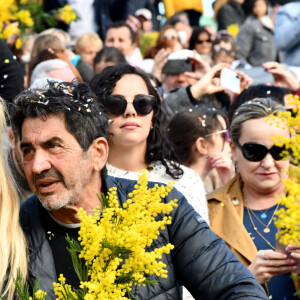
left=248, top=203, right=280, bottom=233
left=259, top=206, right=273, bottom=219
left=244, top=198, right=274, bottom=219
left=246, top=206, right=275, bottom=250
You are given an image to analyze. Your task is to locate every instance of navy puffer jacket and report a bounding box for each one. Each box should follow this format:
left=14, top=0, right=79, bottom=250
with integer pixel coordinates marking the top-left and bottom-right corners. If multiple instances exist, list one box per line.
left=20, top=176, right=268, bottom=299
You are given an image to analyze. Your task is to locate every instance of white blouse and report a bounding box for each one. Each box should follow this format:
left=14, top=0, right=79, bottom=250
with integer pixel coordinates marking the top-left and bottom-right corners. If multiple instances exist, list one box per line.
left=107, top=161, right=209, bottom=224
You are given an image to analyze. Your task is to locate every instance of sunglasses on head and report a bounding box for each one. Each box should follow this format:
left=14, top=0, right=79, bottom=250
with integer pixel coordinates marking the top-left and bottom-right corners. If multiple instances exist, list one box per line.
left=196, top=39, right=212, bottom=44
left=235, top=141, right=288, bottom=162
left=213, top=45, right=236, bottom=57
left=216, top=30, right=232, bottom=38
left=105, top=94, right=155, bottom=116
left=205, top=129, right=230, bottom=143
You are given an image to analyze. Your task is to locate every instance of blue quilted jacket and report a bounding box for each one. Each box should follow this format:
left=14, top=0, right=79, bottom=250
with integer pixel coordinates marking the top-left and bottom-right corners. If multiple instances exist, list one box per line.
left=20, top=176, right=268, bottom=300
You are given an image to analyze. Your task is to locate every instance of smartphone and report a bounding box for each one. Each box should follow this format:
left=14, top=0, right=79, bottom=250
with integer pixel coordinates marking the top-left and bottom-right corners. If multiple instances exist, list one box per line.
left=190, top=59, right=196, bottom=72
left=220, top=68, right=241, bottom=93
left=235, top=66, right=273, bottom=85
left=275, top=239, right=300, bottom=273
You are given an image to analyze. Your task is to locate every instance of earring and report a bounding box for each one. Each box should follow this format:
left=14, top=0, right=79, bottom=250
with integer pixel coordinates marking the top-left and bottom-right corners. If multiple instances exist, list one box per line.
left=233, top=160, right=238, bottom=173
left=150, top=124, right=153, bottom=130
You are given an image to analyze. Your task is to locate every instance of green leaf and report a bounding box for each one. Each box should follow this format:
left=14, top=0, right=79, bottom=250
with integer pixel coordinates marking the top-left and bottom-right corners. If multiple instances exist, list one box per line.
left=290, top=274, right=300, bottom=296
left=127, top=290, right=138, bottom=300
left=32, top=276, right=41, bottom=295
left=98, top=192, right=109, bottom=209
left=115, top=272, right=134, bottom=284
left=102, top=239, right=132, bottom=258
left=43, top=13, right=58, bottom=28
left=70, top=288, right=86, bottom=300
left=66, top=234, right=88, bottom=283
left=14, top=269, right=31, bottom=300
left=142, top=279, right=158, bottom=285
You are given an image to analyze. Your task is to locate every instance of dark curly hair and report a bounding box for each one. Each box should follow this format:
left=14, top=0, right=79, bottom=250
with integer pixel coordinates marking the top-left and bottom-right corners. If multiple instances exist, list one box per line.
left=89, top=64, right=183, bottom=179
left=11, top=80, right=109, bottom=178
left=12, top=81, right=108, bottom=147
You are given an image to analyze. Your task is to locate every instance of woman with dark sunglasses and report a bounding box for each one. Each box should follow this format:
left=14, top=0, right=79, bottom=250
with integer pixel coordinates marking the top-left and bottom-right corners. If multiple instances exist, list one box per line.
left=166, top=107, right=234, bottom=193
left=207, top=98, right=299, bottom=299
left=90, top=64, right=209, bottom=223
left=188, top=27, right=213, bottom=62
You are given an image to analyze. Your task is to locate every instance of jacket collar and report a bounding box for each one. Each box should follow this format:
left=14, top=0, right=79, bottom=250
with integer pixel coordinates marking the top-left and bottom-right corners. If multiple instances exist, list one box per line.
left=207, top=174, right=258, bottom=263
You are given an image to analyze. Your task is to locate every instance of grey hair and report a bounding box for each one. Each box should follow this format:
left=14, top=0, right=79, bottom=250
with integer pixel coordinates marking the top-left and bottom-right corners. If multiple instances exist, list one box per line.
left=30, top=59, right=70, bottom=84
left=230, top=97, right=286, bottom=143
left=30, top=77, right=62, bottom=89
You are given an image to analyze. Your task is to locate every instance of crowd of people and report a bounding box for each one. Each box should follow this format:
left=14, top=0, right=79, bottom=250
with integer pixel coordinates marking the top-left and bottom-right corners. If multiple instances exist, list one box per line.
left=1, top=0, right=300, bottom=299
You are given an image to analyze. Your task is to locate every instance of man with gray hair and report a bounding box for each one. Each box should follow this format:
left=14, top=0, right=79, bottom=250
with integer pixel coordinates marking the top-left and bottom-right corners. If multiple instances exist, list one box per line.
left=30, top=59, right=76, bottom=89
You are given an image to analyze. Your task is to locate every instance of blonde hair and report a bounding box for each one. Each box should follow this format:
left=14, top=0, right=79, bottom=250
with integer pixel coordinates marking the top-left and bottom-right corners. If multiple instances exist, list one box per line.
left=75, top=32, right=103, bottom=54
left=30, top=34, right=65, bottom=59
left=0, top=98, right=27, bottom=299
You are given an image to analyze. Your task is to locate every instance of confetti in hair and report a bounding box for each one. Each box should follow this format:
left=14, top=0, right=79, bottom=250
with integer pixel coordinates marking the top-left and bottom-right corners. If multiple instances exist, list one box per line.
left=16, top=81, right=96, bottom=113
left=198, top=116, right=206, bottom=127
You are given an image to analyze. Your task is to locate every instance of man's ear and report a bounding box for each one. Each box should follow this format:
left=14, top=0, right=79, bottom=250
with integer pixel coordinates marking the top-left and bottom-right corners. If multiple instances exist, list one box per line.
left=194, top=137, right=209, bottom=156
left=91, top=137, right=109, bottom=172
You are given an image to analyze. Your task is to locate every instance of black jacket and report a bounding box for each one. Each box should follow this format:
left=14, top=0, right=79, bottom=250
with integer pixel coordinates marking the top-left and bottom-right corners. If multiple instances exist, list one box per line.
left=20, top=176, right=268, bottom=299
left=42, top=0, right=129, bottom=40
left=217, top=0, right=246, bottom=31
left=0, top=40, right=24, bottom=104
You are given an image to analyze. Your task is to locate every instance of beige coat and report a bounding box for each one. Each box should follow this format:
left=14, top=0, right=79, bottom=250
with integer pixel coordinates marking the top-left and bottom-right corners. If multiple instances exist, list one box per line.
left=207, top=173, right=300, bottom=295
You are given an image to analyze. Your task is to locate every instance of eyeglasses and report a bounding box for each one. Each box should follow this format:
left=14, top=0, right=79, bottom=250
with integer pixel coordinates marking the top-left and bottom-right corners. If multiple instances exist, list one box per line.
left=105, top=94, right=155, bottom=116
left=235, top=141, right=288, bottom=162
left=196, top=39, right=212, bottom=44
left=205, top=129, right=230, bottom=143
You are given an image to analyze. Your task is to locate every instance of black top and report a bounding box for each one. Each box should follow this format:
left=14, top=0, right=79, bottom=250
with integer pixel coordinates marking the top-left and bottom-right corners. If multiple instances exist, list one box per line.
left=0, top=40, right=24, bottom=108
left=39, top=205, right=80, bottom=288
left=217, top=0, right=246, bottom=31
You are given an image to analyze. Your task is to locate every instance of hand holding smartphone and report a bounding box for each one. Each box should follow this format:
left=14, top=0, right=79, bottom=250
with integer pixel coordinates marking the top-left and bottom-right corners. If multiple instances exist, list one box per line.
left=275, top=239, right=300, bottom=273
left=220, top=68, right=241, bottom=93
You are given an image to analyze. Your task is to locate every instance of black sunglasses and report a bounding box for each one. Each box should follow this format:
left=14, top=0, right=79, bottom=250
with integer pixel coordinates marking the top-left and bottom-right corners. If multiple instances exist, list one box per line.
left=235, top=141, right=288, bottom=162
left=196, top=39, right=212, bottom=44
left=105, top=94, right=155, bottom=116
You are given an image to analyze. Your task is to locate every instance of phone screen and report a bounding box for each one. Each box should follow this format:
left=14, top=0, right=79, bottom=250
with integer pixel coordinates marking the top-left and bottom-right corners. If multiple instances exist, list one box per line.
left=220, top=68, right=241, bottom=93
left=275, top=239, right=300, bottom=273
